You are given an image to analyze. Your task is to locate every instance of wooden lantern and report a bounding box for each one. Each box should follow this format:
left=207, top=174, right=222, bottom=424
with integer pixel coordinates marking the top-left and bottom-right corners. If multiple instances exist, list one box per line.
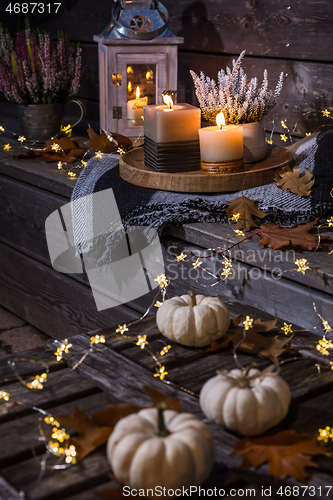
left=94, top=0, right=183, bottom=138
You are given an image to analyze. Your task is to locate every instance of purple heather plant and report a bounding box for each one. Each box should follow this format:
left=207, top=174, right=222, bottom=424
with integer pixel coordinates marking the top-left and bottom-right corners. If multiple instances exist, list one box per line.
left=0, top=26, right=83, bottom=105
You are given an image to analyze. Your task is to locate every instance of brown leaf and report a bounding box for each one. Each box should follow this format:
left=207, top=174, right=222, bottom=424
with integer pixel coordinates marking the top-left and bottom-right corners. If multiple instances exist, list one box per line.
left=108, top=132, right=133, bottom=153
left=41, top=152, right=74, bottom=163
left=43, top=137, right=79, bottom=152
left=92, top=403, right=140, bottom=427
left=259, top=219, right=319, bottom=251
left=143, top=386, right=182, bottom=412
left=67, top=148, right=87, bottom=159
left=252, top=317, right=277, bottom=333
left=231, top=315, right=243, bottom=328
left=14, top=149, right=41, bottom=159
left=206, top=329, right=291, bottom=361
left=274, top=165, right=314, bottom=197
left=85, top=125, right=118, bottom=153
left=56, top=407, right=112, bottom=461
left=226, top=196, right=267, bottom=232
left=233, top=430, right=327, bottom=482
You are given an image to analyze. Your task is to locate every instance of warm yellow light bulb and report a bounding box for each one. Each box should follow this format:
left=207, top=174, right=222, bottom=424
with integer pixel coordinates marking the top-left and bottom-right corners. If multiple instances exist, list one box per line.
left=163, top=94, right=173, bottom=109
left=216, top=112, right=225, bottom=129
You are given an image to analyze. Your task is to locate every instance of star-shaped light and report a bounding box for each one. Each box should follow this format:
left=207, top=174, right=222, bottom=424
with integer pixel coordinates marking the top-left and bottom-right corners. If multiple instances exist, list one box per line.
left=81, top=160, right=87, bottom=167
left=136, top=335, right=148, bottom=350
left=160, top=345, right=172, bottom=356
left=266, top=139, right=273, bottom=145
left=229, top=213, right=240, bottom=222
left=192, top=258, right=202, bottom=269
left=18, top=135, right=26, bottom=143
left=90, top=334, right=106, bottom=345
left=316, top=337, right=333, bottom=356
left=0, top=126, right=5, bottom=132
left=154, top=274, right=169, bottom=288
left=176, top=252, right=187, bottom=262
left=51, top=143, right=62, bottom=152
left=327, top=216, right=333, bottom=227
left=322, top=320, right=332, bottom=335
left=223, top=256, right=232, bottom=268
left=154, top=365, right=168, bottom=380
left=234, top=229, right=245, bottom=237
left=116, top=324, right=129, bottom=335
left=281, top=322, right=293, bottom=335
left=95, top=151, right=104, bottom=159
left=0, top=391, right=9, bottom=401
left=318, top=426, right=333, bottom=444
left=221, top=267, right=233, bottom=278
left=44, top=416, right=60, bottom=427
left=281, top=120, right=288, bottom=129
left=243, top=316, right=253, bottom=331
left=305, top=132, right=312, bottom=137
left=295, top=258, right=310, bottom=275
left=3, top=143, right=11, bottom=151
left=68, top=171, right=76, bottom=177
left=51, top=427, right=70, bottom=443
left=27, top=372, right=47, bottom=390
left=60, top=124, right=72, bottom=136
left=322, top=109, right=331, bottom=117
left=57, top=162, right=62, bottom=169
left=117, top=147, right=125, bottom=155
left=280, top=134, right=288, bottom=142
left=154, top=301, right=163, bottom=308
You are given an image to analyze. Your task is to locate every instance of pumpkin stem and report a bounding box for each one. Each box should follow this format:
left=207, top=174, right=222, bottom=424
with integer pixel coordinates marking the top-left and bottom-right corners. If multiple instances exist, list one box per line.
left=244, top=362, right=258, bottom=377
left=155, top=403, right=170, bottom=437
left=187, top=290, right=196, bottom=307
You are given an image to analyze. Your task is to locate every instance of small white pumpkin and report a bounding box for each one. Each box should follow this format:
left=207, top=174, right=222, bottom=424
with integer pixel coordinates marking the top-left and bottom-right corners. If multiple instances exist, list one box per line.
left=107, top=406, right=215, bottom=495
left=156, top=291, right=230, bottom=347
left=200, top=367, right=291, bottom=436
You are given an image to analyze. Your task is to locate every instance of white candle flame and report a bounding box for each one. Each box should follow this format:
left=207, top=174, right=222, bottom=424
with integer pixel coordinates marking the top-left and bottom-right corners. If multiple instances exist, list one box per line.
left=216, top=112, right=226, bottom=129
left=163, top=94, right=173, bottom=109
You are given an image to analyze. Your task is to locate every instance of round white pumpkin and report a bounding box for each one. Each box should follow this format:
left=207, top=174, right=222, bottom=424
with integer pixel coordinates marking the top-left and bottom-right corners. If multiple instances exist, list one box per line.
left=200, top=367, right=291, bottom=436
left=156, top=292, right=230, bottom=347
left=107, top=407, right=215, bottom=494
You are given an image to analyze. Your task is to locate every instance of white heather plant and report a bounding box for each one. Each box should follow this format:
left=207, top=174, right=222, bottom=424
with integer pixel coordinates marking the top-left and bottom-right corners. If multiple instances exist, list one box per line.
left=190, top=50, right=284, bottom=125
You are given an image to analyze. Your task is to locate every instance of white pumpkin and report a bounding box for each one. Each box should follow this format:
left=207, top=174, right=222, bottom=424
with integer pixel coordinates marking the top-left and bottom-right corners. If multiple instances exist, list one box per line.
left=200, top=367, right=291, bottom=436
left=107, top=406, right=215, bottom=495
left=156, top=291, right=230, bottom=347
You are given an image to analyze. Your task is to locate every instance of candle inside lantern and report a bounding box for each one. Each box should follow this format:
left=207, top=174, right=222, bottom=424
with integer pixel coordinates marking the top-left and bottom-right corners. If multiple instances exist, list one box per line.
left=127, top=86, right=148, bottom=124
left=199, top=113, right=244, bottom=174
left=143, top=94, right=201, bottom=172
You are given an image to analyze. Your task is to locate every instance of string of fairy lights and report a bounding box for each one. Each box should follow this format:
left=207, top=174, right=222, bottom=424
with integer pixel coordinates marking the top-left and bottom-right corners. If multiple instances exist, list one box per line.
left=0, top=116, right=333, bottom=469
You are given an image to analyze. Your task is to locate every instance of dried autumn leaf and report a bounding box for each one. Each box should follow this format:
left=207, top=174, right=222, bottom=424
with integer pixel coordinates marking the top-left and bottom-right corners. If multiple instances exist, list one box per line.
left=14, top=149, right=40, bottom=159
left=274, top=165, right=314, bottom=197
left=259, top=219, right=319, bottom=251
left=226, top=196, right=267, bottom=232
left=41, top=152, right=75, bottom=163
left=108, top=132, right=133, bottom=153
left=56, top=407, right=112, bottom=461
left=252, top=317, right=277, bottom=333
left=206, top=329, right=291, bottom=361
left=233, top=430, right=327, bottom=482
left=143, top=386, right=182, bottom=412
left=44, top=137, right=79, bottom=152
left=85, top=125, right=117, bottom=153
left=92, top=403, right=141, bottom=427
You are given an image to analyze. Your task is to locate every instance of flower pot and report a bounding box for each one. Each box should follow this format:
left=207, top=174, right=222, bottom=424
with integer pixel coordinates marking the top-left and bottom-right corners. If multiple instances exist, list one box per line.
left=16, top=100, right=85, bottom=143
left=242, top=120, right=267, bottom=163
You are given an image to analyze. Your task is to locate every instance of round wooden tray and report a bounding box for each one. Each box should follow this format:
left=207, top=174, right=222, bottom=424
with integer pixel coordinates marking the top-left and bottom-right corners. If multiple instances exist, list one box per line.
left=119, top=145, right=293, bottom=193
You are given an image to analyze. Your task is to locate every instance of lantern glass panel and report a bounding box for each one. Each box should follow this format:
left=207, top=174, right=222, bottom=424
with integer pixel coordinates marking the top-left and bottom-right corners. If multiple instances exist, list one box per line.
left=126, top=63, right=156, bottom=127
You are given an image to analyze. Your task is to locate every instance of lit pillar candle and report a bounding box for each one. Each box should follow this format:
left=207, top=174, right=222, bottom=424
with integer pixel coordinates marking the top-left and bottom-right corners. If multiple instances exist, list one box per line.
left=127, top=86, right=148, bottom=121
left=144, top=95, right=201, bottom=143
left=199, top=113, right=244, bottom=174
left=143, top=95, right=201, bottom=172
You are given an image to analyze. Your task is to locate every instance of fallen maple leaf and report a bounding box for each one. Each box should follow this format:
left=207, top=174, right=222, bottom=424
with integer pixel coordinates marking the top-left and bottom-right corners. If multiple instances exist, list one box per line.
left=252, top=317, right=277, bottom=333
left=92, top=403, right=141, bottom=427
left=259, top=219, right=320, bottom=251
left=85, top=125, right=133, bottom=154
left=274, top=165, right=314, bottom=197
left=226, top=196, right=267, bottom=232
left=56, top=407, right=112, bottom=461
left=233, top=430, right=328, bottom=482
left=143, top=386, right=182, bottom=412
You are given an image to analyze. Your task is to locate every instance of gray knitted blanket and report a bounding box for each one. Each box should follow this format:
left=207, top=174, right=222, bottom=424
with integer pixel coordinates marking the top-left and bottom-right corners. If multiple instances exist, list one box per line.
left=71, top=131, right=333, bottom=262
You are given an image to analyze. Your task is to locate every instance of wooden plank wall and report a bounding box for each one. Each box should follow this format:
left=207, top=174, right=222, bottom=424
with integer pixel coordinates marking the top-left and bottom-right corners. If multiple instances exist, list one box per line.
left=4, top=0, right=333, bottom=135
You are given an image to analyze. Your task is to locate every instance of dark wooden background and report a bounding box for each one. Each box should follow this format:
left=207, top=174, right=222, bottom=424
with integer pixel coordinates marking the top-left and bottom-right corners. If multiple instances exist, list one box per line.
left=3, top=0, right=333, bottom=135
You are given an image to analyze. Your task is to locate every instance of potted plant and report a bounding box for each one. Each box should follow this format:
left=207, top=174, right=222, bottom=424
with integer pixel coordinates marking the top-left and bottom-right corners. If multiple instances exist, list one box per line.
left=190, top=51, right=284, bottom=163
left=0, top=25, right=85, bottom=142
